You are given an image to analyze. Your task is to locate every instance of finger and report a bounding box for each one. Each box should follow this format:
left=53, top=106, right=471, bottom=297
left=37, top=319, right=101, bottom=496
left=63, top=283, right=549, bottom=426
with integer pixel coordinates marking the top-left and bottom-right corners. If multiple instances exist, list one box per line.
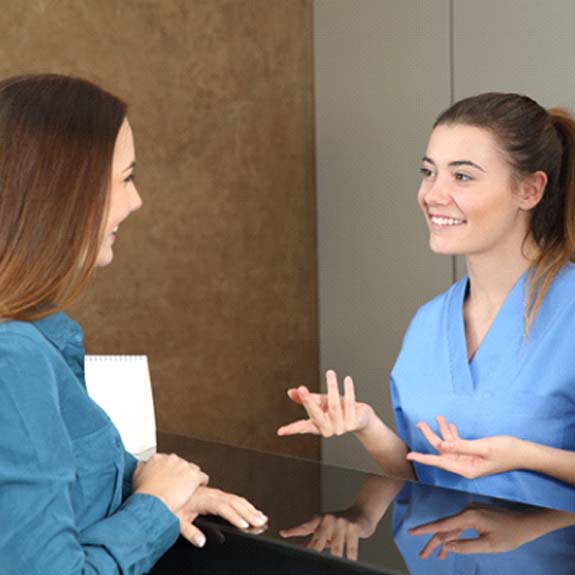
left=418, top=533, right=444, bottom=559
left=280, top=517, right=322, bottom=538
left=436, top=416, right=455, bottom=442
left=415, top=421, right=443, bottom=452
left=330, top=518, right=346, bottom=557
left=190, top=470, right=210, bottom=489
left=299, top=386, right=332, bottom=436
left=326, top=371, right=344, bottom=435
left=309, top=516, right=334, bottom=552
left=449, top=423, right=461, bottom=440
left=180, top=519, right=207, bottom=548
left=345, top=525, right=360, bottom=561
left=213, top=503, right=254, bottom=529
left=287, top=388, right=325, bottom=407
left=441, top=438, right=487, bottom=457
left=277, top=418, right=320, bottom=436
left=343, top=376, right=357, bottom=430
left=409, top=512, right=468, bottom=535
left=437, top=530, right=463, bottom=560
left=406, top=451, right=462, bottom=472
left=231, top=498, right=268, bottom=527
left=444, top=537, right=488, bottom=555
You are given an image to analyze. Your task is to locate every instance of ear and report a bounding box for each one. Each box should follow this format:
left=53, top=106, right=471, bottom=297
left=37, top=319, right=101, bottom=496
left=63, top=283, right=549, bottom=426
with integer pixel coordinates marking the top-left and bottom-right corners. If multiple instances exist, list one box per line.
left=516, top=171, right=547, bottom=210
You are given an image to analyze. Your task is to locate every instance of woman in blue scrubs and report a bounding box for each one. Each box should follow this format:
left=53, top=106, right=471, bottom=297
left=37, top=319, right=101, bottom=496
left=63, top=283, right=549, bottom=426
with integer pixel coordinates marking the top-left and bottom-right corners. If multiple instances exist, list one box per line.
left=0, top=74, right=266, bottom=574
left=278, top=92, right=575, bottom=512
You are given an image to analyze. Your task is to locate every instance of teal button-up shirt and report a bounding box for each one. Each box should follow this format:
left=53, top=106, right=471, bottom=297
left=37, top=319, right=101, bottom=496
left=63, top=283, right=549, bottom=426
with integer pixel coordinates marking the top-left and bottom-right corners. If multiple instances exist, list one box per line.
left=0, top=312, right=180, bottom=574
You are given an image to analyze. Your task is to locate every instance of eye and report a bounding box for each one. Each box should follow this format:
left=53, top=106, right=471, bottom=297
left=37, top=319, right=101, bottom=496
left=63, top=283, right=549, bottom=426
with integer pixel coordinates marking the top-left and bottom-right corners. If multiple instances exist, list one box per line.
left=123, top=173, right=135, bottom=184
left=420, top=167, right=434, bottom=178
left=454, top=172, right=472, bottom=182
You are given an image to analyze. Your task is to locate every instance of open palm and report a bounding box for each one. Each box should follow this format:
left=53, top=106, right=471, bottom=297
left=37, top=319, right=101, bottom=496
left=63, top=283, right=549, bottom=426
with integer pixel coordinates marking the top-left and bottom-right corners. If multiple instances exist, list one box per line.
left=406, top=416, right=519, bottom=479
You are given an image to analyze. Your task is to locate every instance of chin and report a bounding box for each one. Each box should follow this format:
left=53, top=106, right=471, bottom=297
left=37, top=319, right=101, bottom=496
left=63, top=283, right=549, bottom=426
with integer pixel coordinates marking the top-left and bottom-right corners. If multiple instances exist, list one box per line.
left=428, top=239, right=462, bottom=256
left=95, top=250, right=114, bottom=267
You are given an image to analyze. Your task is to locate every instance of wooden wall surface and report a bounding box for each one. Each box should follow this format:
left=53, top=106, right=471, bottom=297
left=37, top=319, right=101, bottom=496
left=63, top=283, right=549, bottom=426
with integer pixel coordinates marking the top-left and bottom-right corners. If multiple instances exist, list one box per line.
left=1, top=0, right=319, bottom=459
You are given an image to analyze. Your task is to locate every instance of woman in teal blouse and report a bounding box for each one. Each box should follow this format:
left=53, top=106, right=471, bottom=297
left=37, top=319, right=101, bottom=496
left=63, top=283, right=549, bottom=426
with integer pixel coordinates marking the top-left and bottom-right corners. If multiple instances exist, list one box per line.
left=0, top=74, right=266, bottom=574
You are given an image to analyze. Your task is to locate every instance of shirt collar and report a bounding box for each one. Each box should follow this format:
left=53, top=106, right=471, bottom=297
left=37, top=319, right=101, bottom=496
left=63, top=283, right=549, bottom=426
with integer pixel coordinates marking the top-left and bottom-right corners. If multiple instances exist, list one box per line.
left=32, top=311, right=84, bottom=353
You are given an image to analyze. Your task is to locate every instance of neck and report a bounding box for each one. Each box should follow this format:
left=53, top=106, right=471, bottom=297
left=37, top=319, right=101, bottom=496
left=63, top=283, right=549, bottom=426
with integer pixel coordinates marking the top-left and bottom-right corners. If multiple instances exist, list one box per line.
left=464, top=237, right=537, bottom=313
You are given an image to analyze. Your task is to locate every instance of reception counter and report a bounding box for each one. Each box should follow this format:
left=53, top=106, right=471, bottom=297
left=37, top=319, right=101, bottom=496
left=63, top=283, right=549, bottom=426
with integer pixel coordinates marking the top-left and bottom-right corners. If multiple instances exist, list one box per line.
left=150, top=433, right=575, bottom=574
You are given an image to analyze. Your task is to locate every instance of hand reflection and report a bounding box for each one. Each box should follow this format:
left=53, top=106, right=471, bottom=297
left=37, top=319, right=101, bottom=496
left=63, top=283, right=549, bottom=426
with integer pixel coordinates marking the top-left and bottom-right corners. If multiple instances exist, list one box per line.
left=280, top=508, right=374, bottom=560
left=408, top=503, right=575, bottom=559
left=280, top=475, right=404, bottom=561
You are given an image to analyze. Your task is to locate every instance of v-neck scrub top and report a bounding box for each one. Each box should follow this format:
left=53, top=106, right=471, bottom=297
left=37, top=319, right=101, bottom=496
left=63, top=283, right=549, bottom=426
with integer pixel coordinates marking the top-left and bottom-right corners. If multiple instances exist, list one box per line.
left=0, top=313, right=180, bottom=574
left=390, top=263, right=575, bottom=511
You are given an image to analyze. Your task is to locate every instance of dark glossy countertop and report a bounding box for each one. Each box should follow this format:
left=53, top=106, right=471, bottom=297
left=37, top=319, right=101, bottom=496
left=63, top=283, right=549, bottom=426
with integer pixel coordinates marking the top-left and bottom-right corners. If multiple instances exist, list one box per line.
left=150, top=433, right=575, bottom=575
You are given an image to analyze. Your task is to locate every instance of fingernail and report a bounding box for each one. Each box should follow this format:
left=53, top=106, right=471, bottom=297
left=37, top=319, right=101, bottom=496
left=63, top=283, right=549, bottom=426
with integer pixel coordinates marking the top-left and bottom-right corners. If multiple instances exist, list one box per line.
left=255, top=512, right=268, bottom=525
left=194, top=534, right=206, bottom=547
left=239, top=520, right=249, bottom=529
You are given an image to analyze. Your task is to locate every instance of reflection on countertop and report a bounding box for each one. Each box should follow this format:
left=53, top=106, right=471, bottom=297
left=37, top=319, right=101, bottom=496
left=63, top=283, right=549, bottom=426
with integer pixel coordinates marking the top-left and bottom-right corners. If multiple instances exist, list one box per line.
left=151, top=433, right=575, bottom=575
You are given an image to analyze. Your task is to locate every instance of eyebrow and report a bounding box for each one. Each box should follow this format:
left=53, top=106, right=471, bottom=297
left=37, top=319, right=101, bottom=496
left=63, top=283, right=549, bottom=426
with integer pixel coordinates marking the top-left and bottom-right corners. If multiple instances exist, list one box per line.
left=122, top=161, right=136, bottom=173
left=422, top=156, right=486, bottom=173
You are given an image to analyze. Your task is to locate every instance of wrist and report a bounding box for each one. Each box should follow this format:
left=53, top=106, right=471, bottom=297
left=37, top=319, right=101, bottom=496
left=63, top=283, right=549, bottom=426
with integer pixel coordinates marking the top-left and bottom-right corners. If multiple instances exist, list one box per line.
left=509, top=437, right=537, bottom=472
left=354, top=404, right=381, bottom=438
left=134, top=489, right=174, bottom=513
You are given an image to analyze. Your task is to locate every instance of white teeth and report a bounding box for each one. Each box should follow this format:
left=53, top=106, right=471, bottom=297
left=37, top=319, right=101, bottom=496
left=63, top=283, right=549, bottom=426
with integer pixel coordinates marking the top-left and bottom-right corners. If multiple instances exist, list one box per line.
left=430, top=216, right=465, bottom=226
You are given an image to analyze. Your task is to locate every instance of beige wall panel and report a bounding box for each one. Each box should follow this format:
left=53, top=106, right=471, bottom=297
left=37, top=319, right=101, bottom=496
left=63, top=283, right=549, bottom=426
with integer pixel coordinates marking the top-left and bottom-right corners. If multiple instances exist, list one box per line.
left=1, top=0, right=319, bottom=459
left=453, top=0, right=575, bottom=108
left=315, top=0, right=453, bottom=470
left=452, top=0, right=575, bottom=279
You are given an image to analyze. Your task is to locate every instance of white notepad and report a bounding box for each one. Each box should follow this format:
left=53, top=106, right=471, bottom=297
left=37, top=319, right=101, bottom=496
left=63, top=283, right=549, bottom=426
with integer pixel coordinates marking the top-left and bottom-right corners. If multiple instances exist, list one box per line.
left=84, top=355, right=157, bottom=459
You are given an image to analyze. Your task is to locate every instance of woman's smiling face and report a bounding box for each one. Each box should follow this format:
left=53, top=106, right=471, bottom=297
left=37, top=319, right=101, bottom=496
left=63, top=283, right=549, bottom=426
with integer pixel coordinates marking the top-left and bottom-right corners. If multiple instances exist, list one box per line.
left=95, top=119, right=142, bottom=267
left=417, top=123, right=530, bottom=258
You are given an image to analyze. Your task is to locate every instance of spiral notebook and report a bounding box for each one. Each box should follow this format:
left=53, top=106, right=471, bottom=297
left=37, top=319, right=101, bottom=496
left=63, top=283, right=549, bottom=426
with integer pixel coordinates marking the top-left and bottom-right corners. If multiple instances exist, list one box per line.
left=84, top=355, right=157, bottom=459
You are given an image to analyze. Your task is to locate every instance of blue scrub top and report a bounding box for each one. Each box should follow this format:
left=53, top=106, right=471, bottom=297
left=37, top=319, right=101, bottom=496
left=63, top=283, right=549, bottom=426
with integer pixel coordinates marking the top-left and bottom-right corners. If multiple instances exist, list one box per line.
left=390, top=264, right=575, bottom=511
left=0, top=312, right=180, bottom=574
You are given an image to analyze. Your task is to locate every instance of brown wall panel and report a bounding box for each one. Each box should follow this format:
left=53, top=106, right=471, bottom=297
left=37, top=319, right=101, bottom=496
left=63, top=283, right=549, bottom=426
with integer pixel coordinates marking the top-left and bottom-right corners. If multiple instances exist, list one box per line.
left=1, top=0, right=319, bottom=459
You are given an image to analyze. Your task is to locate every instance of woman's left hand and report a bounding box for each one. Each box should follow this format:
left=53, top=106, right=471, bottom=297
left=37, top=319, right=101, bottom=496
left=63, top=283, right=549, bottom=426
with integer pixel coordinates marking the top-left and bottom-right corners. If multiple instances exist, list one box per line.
left=406, top=416, right=520, bottom=479
left=183, top=486, right=268, bottom=532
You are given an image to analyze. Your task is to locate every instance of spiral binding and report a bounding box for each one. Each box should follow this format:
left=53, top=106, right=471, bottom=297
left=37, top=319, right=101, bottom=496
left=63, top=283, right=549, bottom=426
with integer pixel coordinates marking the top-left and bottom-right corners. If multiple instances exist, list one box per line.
left=85, top=355, right=147, bottom=362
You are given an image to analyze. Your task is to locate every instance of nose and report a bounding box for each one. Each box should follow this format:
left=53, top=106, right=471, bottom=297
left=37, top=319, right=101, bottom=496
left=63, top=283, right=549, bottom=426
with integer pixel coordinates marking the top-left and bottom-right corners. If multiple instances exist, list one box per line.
left=130, top=184, right=143, bottom=212
left=422, top=178, right=452, bottom=206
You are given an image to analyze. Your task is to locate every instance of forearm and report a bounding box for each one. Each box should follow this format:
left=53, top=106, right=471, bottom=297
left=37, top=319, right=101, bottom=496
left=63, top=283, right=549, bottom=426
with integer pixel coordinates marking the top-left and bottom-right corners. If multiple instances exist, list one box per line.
left=518, top=508, right=575, bottom=545
left=354, top=410, right=415, bottom=480
left=518, top=440, right=575, bottom=485
left=352, top=474, right=406, bottom=525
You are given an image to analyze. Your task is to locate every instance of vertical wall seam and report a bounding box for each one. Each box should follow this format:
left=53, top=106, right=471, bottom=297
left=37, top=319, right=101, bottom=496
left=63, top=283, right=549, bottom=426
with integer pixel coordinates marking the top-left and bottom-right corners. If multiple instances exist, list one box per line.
left=449, top=0, right=458, bottom=283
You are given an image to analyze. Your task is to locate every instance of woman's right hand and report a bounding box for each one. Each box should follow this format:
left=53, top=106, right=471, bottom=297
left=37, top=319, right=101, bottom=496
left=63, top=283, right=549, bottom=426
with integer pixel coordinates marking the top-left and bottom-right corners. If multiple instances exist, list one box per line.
left=133, top=452, right=209, bottom=514
left=277, top=370, right=374, bottom=438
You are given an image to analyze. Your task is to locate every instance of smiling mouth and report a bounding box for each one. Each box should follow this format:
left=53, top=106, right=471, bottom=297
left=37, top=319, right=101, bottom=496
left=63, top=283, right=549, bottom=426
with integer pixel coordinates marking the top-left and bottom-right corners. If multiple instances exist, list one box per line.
left=429, top=215, right=467, bottom=227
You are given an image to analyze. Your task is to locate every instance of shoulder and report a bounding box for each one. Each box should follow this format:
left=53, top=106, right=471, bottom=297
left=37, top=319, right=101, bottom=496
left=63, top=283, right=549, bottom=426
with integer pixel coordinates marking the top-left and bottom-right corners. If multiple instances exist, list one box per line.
left=0, top=320, right=61, bottom=392
left=534, top=263, right=575, bottom=323
left=548, top=263, right=575, bottom=303
left=0, top=320, right=57, bottom=363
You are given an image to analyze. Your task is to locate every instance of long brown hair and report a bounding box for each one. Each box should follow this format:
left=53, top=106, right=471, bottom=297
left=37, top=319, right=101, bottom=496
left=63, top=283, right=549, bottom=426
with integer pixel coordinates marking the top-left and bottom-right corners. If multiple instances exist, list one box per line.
left=434, top=93, right=575, bottom=331
left=0, top=74, right=127, bottom=321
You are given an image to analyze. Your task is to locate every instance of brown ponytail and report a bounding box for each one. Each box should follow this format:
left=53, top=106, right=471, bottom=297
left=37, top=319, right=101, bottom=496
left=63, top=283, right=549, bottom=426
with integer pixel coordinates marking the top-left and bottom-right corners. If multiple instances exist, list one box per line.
left=526, top=109, right=575, bottom=329
left=434, top=93, right=575, bottom=332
